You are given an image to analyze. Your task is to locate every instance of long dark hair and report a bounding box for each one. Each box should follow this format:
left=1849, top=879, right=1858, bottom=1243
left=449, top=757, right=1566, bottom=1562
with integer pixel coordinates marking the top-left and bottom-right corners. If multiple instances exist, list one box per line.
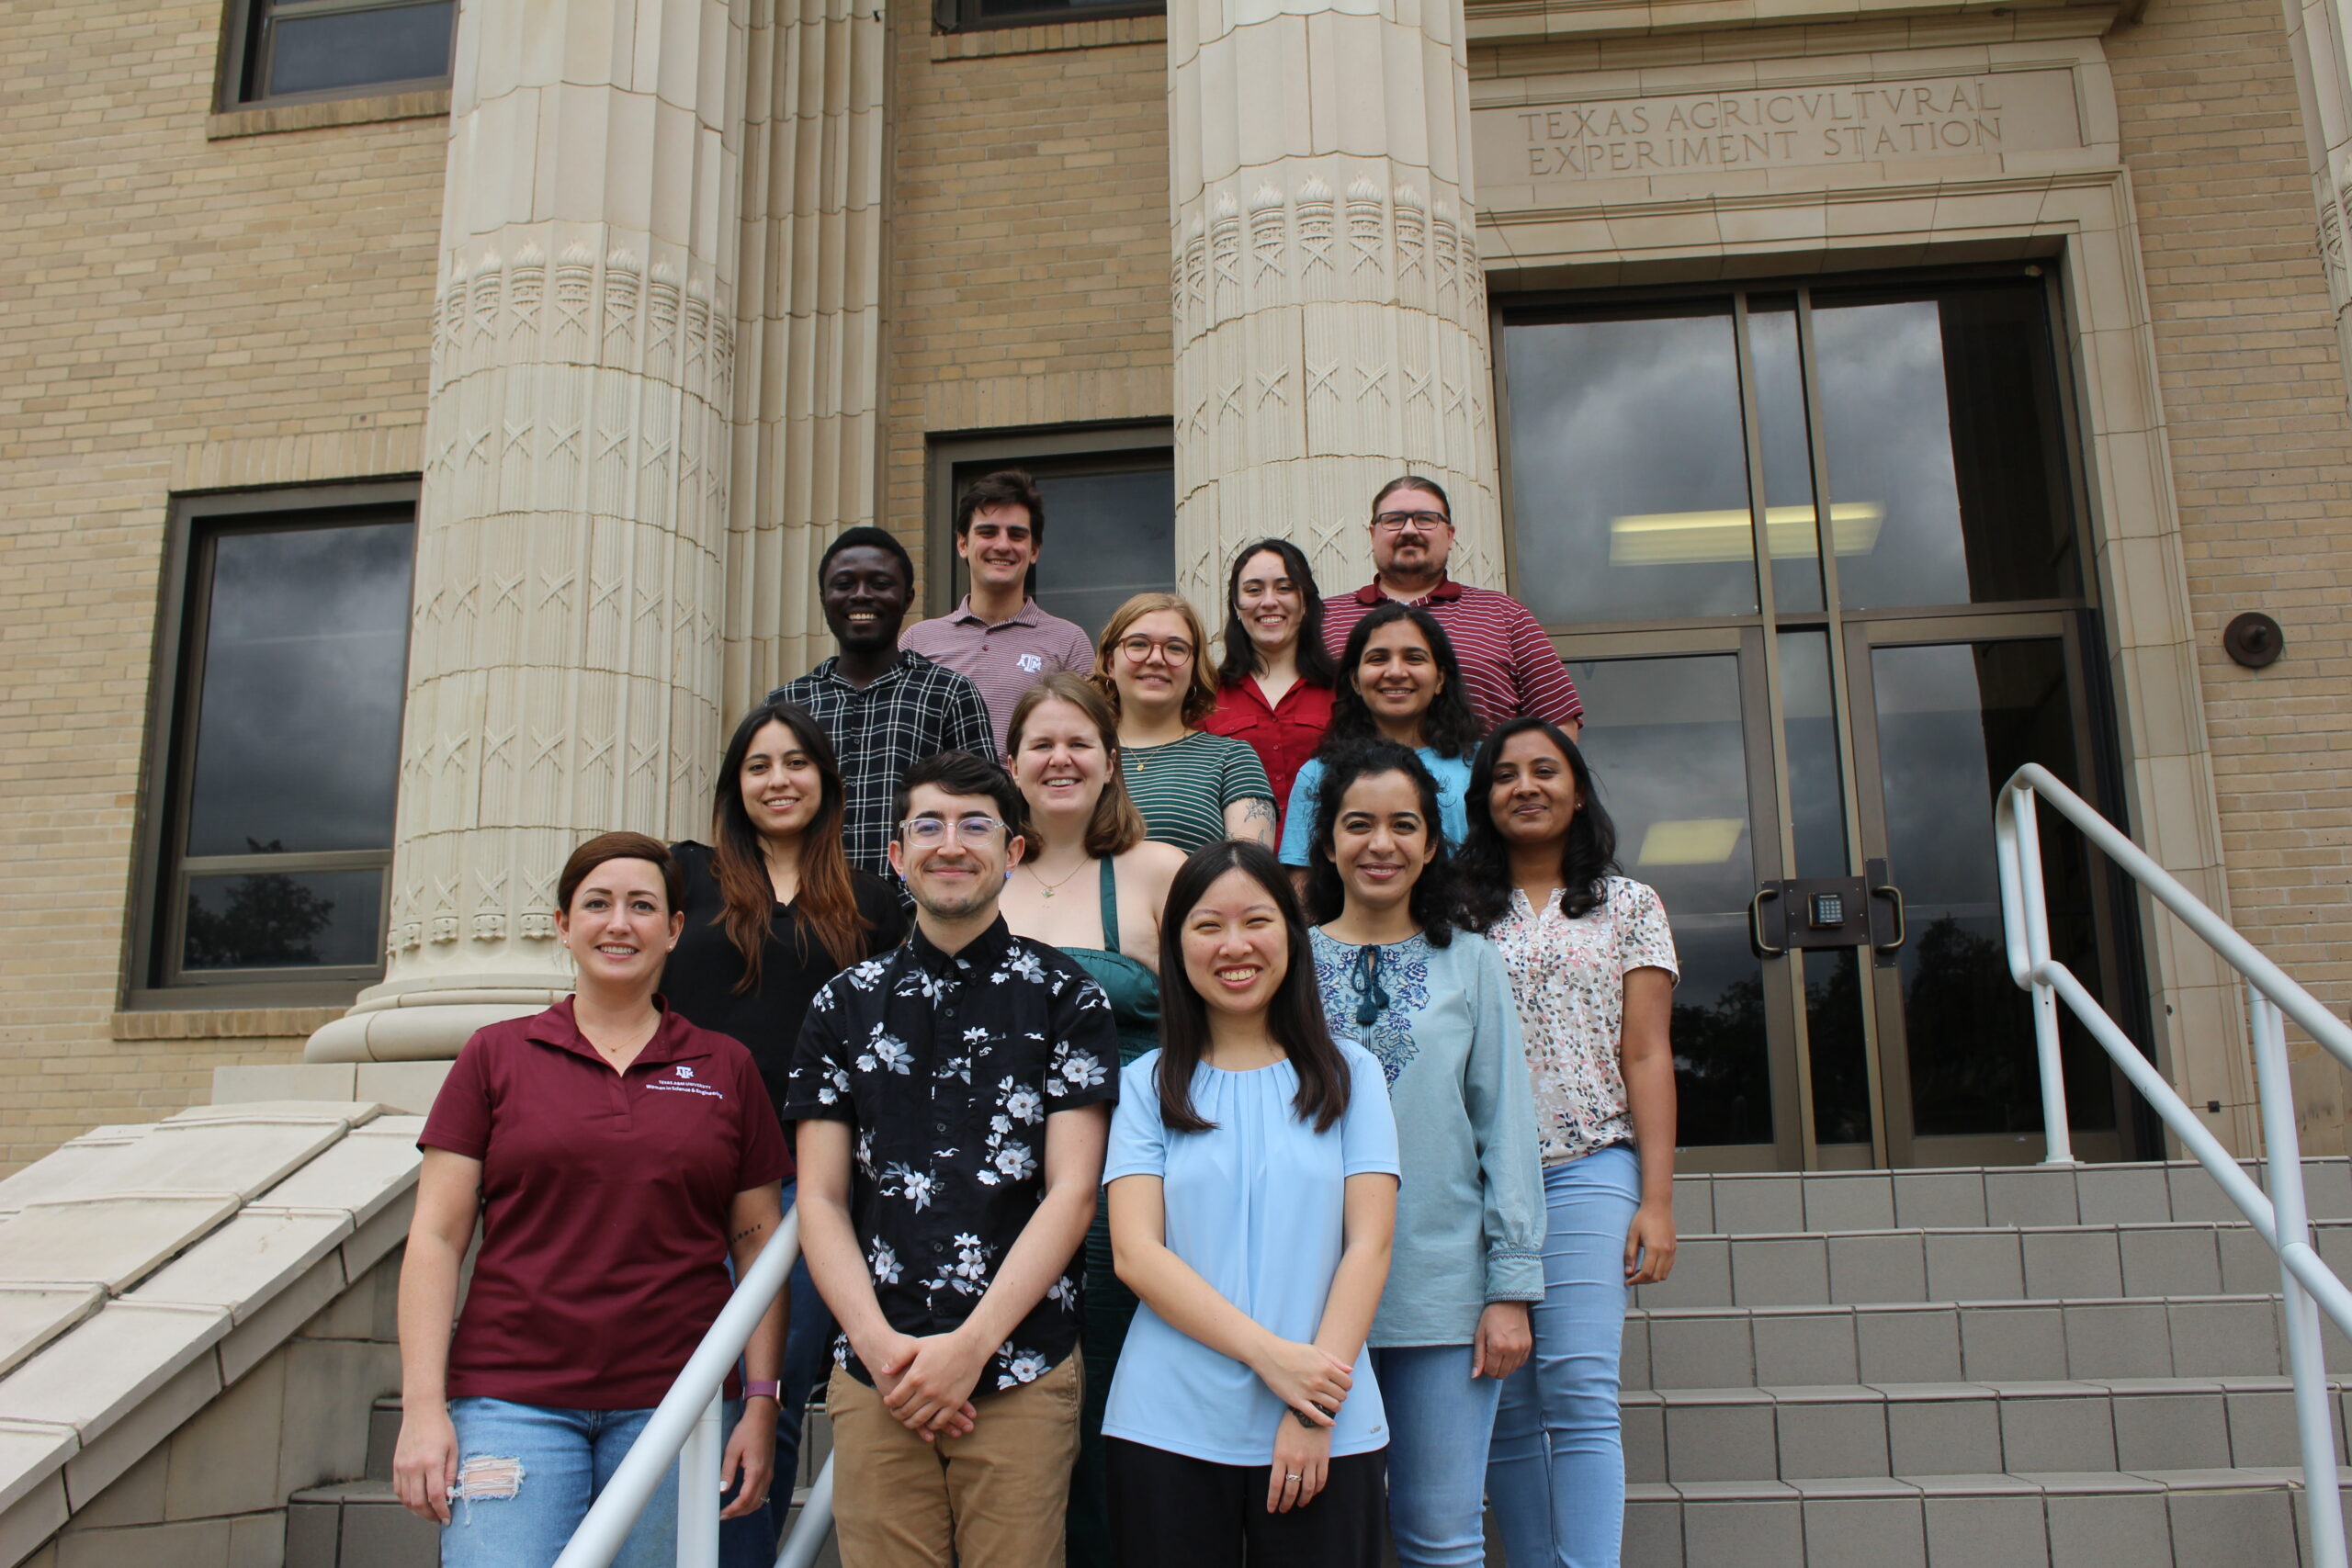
left=1156, top=840, right=1351, bottom=1134
left=1459, top=717, right=1621, bottom=929
left=709, top=700, right=873, bottom=990
left=1216, top=538, right=1339, bottom=690
left=1303, top=741, right=1460, bottom=947
left=1320, top=602, right=1482, bottom=762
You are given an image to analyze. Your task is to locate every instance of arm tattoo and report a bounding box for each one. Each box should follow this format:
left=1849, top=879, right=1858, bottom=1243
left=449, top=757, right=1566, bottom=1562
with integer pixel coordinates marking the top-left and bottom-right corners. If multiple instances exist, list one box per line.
left=1238, top=796, right=1277, bottom=848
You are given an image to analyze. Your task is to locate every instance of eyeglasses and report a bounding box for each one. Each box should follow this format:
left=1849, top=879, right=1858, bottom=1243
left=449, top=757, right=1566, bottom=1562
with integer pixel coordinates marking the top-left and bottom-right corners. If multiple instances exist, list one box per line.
left=1116, top=636, right=1194, bottom=665
left=898, top=817, right=1009, bottom=846
left=1373, top=510, right=1452, bottom=534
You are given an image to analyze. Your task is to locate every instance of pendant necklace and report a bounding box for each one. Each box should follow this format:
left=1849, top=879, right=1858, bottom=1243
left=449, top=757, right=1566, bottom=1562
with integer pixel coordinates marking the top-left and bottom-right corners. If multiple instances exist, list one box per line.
left=1026, top=859, right=1088, bottom=899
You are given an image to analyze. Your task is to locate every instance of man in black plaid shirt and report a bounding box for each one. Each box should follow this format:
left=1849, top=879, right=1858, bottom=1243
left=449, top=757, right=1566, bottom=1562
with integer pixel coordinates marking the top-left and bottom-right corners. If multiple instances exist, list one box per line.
left=768, top=527, right=996, bottom=878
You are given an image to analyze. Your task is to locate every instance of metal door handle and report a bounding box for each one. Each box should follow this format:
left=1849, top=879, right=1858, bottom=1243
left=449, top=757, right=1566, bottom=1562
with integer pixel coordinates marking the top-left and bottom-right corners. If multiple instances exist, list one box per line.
left=1749, top=886, right=1785, bottom=957
left=1870, top=882, right=1905, bottom=953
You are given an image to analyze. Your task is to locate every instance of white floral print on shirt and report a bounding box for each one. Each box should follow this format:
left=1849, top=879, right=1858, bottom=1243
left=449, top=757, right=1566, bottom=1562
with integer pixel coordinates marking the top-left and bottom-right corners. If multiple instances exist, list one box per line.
left=1488, top=876, right=1678, bottom=1165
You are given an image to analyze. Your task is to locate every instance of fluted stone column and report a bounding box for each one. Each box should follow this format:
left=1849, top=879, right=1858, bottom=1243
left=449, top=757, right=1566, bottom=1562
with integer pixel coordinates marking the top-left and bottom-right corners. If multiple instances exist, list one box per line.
left=1165, top=0, right=1503, bottom=608
left=2284, top=0, right=2352, bottom=405
left=725, top=0, right=888, bottom=708
left=309, top=0, right=747, bottom=1061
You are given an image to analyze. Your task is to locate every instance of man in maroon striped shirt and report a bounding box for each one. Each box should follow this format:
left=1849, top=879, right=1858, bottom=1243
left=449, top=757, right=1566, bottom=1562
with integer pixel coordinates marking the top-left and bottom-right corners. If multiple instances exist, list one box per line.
left=1320, top=475, right=1584, bottom=737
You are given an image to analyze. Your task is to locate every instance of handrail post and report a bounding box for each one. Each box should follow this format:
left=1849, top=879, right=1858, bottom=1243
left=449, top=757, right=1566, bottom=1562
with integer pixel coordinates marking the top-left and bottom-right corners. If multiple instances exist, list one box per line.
left=775, top=1452, right=836, bottom=1568
left=677, top=1392, right=723, bottom=1568
left=2010, top=786, right=2075, bottom=1163
left=2252, top=987, right=2348, bottom=1568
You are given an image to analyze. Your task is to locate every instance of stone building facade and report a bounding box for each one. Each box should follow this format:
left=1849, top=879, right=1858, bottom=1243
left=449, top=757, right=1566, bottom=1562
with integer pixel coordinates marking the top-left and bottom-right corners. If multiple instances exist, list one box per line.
left=7, top=0, right=2352, bottom=1174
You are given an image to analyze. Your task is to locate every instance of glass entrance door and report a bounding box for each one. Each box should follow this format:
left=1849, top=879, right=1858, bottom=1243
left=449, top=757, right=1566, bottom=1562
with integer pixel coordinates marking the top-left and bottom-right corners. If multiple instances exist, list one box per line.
left=1502, top=270, right=2137, bottom=1170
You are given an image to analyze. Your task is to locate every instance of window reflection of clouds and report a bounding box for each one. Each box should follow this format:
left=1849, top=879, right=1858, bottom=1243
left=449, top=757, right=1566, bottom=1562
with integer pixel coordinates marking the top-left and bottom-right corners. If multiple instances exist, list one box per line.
left=1570, top=655, right=1752, bottom=918
left=1870, top=643, right=2015, bottom=909
left=1748, top=303, right=1824, bottom=614
left=1813, top=301, right=1969, bottom=610
left=186, top=523, right=413, bottom=858
left=1504, top=313, right=1754, bottom=623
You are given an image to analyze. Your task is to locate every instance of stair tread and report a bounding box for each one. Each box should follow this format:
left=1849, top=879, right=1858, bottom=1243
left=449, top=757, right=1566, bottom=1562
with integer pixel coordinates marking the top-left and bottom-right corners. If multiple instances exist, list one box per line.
left=1627, top=1464, right=2352, bottom=1501
left=1625, top=1374, right=2350, bottom=1404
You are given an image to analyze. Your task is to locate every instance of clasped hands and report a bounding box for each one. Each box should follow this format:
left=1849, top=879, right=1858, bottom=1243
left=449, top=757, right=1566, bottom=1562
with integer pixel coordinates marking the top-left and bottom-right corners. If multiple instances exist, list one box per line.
left=863, top=1326, right=987, bottom=1441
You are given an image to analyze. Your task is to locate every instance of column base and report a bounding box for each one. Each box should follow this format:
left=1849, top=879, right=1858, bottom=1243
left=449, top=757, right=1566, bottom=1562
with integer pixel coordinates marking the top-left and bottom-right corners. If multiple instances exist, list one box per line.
left=304, top=975, right=571, bottom=1063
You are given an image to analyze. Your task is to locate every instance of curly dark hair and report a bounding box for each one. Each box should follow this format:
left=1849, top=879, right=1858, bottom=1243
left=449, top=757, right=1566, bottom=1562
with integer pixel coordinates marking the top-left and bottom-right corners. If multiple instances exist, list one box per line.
left=1215, top=538, right=1340, bottom=691
left=1319, top=602, right=1483, bottom=763
left=1458, top=717, right=1621, bottom=929
left=1302, top=740, right=1461, bottom=948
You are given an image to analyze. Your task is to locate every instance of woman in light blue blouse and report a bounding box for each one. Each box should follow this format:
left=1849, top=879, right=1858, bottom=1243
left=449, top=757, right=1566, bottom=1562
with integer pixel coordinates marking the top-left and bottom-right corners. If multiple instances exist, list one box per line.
left=1279, top=603, right=1483, bottom=874
left=1302, top=740, right=1544, bottom=1568
left=1103, top=840, right=1399, bottom=1568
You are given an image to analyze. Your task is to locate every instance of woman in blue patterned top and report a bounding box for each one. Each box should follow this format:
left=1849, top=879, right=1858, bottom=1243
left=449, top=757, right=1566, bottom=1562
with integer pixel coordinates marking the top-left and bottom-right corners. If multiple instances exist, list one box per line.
left=1302, top=740, right=1544, bottom=1568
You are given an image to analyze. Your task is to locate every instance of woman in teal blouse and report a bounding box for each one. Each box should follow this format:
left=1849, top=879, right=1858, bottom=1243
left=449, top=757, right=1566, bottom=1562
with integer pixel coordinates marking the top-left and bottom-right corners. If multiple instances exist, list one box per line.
left=1301, top=739, right=1544, bottom=1568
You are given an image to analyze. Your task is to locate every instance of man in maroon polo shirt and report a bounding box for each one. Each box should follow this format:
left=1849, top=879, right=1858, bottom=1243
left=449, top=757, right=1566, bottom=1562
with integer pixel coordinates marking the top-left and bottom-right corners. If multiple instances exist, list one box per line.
left=1321, top=475, right=1584, bottom=738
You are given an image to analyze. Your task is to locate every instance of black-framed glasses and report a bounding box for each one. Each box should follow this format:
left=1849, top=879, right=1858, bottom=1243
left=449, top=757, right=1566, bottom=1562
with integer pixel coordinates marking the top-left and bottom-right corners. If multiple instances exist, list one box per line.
left=1372, top=510, right=1452, bottom=534
left=899, top=816, right=1009, bottom=846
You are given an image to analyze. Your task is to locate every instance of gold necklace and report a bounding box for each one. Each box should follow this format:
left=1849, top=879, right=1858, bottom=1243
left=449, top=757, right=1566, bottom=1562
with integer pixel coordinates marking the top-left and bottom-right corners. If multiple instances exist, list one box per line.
left=1025, top=858, right=1089, bottom=898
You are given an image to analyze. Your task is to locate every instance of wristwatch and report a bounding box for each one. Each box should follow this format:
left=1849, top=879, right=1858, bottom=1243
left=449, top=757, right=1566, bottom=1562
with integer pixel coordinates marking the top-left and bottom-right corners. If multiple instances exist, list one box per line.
left=743, top=1381, right=783, bottom=1402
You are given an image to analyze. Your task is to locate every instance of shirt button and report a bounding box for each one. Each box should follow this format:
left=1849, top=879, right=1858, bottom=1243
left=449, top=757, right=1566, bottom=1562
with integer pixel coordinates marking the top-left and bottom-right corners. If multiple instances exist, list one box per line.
left=931, top=1240, right=945, bottom=1254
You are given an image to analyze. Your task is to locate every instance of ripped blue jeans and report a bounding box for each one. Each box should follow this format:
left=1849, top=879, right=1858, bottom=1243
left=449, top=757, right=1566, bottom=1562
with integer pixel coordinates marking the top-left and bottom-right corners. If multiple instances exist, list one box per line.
left=444, top=1396, right=745, bottom=1567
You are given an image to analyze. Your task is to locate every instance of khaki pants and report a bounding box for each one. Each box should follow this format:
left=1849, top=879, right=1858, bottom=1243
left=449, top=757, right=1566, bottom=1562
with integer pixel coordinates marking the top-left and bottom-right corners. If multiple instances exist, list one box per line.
left=827, top=1353, right=1081, bottom=1568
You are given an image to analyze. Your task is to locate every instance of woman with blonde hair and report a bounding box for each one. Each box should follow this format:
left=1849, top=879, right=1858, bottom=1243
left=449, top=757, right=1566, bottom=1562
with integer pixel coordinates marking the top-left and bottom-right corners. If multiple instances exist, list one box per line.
left=1000, top=670, right=1185, bottom=1568
left=1092, top=592, right=1277, bottom=854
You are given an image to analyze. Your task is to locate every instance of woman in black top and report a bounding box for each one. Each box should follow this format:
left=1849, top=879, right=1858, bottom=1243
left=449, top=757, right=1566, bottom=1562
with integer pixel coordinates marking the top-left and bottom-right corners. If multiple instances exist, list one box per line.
left=666, top=698, right=908, bottom=1562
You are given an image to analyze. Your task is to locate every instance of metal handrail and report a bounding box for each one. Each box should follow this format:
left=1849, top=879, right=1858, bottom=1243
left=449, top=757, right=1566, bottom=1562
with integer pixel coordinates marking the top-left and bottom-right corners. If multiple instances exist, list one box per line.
left=1995, top=763, right=2348, bottom=1568
left=550, top=1209, right=835, bottom=1568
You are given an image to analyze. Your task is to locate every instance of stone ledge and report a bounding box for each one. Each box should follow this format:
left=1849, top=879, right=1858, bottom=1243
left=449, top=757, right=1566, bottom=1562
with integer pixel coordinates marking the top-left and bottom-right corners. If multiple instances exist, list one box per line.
left=930, top=11, right=1163, bottom=60
left=204, top=89, right=449, bottom=141
left=111, top=1009, right=345, bottom=1043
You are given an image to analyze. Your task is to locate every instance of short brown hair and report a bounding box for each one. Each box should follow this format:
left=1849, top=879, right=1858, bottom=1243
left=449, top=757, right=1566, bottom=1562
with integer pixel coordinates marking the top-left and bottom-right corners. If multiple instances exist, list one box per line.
left=955, top=468, right=1045, bottom=544
left=556, top=831, right=684, bottom=916
left=1371, top=474, right=1453, bottom=521
left=1005, top=672, right=1148, bottom=858
left=1093, top=592, right=1218, bottom=729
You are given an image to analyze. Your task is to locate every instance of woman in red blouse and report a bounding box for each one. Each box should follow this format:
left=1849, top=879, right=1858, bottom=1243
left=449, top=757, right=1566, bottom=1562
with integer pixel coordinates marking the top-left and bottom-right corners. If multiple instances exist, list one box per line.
left=1205, top=538, right=1339, bottom=838
left=394, top=831, right=794, bottom=1567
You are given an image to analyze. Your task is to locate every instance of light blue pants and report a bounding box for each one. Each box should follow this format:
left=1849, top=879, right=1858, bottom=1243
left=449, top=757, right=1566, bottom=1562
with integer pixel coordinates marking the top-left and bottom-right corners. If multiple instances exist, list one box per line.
left=1486, top=1145, right=1643, bottom=1568
left=1372, top=1343, right=1505, bottom=1567
left=443, top=1395, right=746, bottom=1568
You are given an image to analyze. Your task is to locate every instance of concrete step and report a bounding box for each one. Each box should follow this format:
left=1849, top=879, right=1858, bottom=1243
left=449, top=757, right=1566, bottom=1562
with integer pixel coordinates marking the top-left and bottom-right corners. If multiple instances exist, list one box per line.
left=1626, top=1292, right=2340, bottom=1388
left=1623, top=1376, right=2352, bottom=1485
left=1624, top=1468, right=2347, bottom=1567
left=1671, top=1157, right=2352, bottom=1237
left=1634, top=1219, right=2352, bottom=1312
left=287, top=1481, right=437, bottom=1568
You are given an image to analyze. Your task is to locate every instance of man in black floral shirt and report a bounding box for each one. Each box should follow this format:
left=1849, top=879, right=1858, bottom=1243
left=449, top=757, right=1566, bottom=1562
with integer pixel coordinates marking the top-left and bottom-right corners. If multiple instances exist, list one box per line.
left=787, top=749, right=1116, bottom=1567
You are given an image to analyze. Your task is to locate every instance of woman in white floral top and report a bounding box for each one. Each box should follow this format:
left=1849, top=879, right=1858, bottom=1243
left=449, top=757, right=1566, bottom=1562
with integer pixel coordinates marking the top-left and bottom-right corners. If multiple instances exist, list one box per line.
left=1459, top=716, right=1678, bottom=1568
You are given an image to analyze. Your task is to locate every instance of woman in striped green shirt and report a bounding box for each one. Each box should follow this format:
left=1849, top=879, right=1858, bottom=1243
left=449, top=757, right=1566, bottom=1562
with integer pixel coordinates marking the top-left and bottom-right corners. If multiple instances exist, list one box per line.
left=1091, top=593, right=1277, bottom=855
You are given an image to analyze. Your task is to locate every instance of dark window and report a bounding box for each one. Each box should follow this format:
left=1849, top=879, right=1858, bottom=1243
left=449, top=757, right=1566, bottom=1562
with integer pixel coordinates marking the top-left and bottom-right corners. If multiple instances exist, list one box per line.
left=140, top=494, right=416, bottom=998
left=226, top=0, right=456, bottom=107
left=933, top=0, right=1159, bottom=33
left=929, top=426, right=1175, bottom=642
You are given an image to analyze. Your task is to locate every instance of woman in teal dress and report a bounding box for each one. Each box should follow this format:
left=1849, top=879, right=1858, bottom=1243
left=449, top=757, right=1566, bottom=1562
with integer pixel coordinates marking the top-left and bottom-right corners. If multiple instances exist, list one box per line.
left=999, top=671, right=1184, bottom=1568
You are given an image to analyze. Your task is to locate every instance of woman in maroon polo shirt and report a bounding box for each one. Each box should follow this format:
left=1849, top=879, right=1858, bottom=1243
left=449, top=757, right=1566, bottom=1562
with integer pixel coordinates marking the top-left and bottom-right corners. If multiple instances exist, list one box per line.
left=394, top=831, right=795, bottom=1567
left=1204, top=538, right=1338, bottom=840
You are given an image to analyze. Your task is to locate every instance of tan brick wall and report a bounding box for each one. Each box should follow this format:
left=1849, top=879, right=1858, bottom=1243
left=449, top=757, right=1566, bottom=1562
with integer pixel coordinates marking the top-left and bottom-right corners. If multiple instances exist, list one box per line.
left=0, top=3, right=443, bottom=1169
left=879, top=3, right=1174, bottom=590
left=2108, top=0, right=2352, bottom=1145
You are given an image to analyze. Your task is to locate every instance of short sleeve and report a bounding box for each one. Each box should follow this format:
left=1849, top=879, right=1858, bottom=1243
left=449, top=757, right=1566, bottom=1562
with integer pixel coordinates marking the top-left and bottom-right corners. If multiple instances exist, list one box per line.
left=781, top=976, right=856, bottom=1122
left=1219, top=737, right=1275, bottom=808
left=419, top=1031, right=496, bottom=1159
left=1056, top=623, right=1097, bottom=674
left=1278, top=761, right=1324, bottom=866
left=1614, top=880, right=1679, bottom=982
left=732, top=1054, right=796, bottom=1188
left=1102, top=1054, right=1170, bottom=1184
left=1337, top=1043, right=1402, bottom=1179
left=1045, top=969, right=1122, bottom=1111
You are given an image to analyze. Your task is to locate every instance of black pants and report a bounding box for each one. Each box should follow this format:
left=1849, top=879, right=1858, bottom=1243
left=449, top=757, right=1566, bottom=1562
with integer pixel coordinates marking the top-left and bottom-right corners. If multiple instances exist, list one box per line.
left=1107, top=1438, right=1386, bottom=1568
